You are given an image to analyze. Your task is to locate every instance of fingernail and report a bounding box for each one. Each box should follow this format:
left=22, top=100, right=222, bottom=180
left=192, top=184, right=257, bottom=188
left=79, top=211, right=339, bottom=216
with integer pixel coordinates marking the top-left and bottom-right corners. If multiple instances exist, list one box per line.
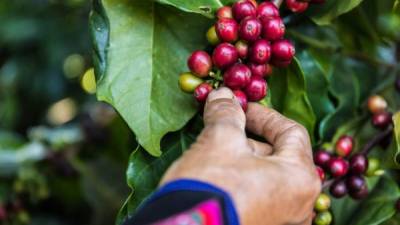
left=207, top=87, right=234, bottom=102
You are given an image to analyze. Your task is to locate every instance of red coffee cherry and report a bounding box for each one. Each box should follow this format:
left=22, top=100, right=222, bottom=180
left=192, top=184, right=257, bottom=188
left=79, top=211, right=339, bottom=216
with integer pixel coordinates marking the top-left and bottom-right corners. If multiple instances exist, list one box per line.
left=249, top=39, right=271, bottom=64
left=224, top=63, right=252, bottom=89
left=349, top=183, right=369, bottom=200
left=271, top=39, right=295, bottom=67
left=372, top=111, right=392, bottom=129
left=245, top=76, right=268, bottom=101
left=286, top=0, right=309, bottom=13
left=335, top=135, right=353, bottom=157
left=346, top=175, right=366, bottom=193
left=216, top=6, right=233, bottom=19
left=233, top=90, right=248, bottom=111
left=349, top=154, right=368, bottom=175
left=330, top=179, right=348, bottom=198
left=215, top=18, right=239, bottom=43
left=194, top=83, right=213, bottom=102
left=187, top=51, right=212, bottom=77
left=257, top=2, right=280, bottom=19
left=239, top=16, right=262, bottom=42
left=328, top=157, right=349, bottom=178
left=261, top=17, right=285, bottom=41
left=248, top=63, right=268, bottom=77
left=314, top=150, right=332, bottom=168
left=316, top=166, right=325, bottom=182
left=232, top=0, right=257, bottom=21
left=235, top=40, right=249, bottom=59
left=212, top=43, right=239, bottom=69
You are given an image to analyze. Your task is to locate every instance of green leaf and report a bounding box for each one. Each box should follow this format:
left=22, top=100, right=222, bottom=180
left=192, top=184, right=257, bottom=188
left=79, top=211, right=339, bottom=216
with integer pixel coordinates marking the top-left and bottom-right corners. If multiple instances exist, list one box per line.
left=154, top=0, right=237, bottom=17
left=386, top=112, right=400, bottom=168
left=307, top=0, right=365, bottom=25
left=117, top=131, right=196, bottom=224
left=269, top=59, right=316, bottom=141
left=90, top=0, right=212, bottom=156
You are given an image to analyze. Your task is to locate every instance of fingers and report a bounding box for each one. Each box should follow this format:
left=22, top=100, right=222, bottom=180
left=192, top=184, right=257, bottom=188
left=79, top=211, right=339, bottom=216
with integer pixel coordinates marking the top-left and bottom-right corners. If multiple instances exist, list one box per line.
left=245, top=103, right=312, bottom=159
left=193, top=88, right=248, bottom=153
left=247, top=139, right=273, bottom=157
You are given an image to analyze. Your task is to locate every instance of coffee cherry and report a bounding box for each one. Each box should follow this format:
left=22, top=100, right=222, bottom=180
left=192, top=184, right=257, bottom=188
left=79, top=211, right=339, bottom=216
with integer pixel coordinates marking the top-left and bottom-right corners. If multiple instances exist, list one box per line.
left=248, top=63, right=267, bottom=77
left=249, top=39, right=271, bottom=64
left=179, top=73, right=203, bottom=93
left=247, top=0, right=258, bottom=8
left=206, top=26, right=220, bottom=45
left=316, top=166, right=325, bottom=182
left=215, top=18, right=239, bottom=43
left=286, top=0, right=309, bottom=13
left=233, top=90, right=248, bottom=111
left=349, top=184, right=368, bottom=200
left=315, top=193, right=331, bottom=212
left=212, top=43, right=239, bottom=69
left=314, top=150, right=332, bottom=168
left=239, top=17, right=262, bottom=42
left=367, top=95, right=388, bottom=114
left=232, top=0, right=257, bottom=21
left=245, top=76, right=268, bottom=101
left=349, top=154, right=368, bottom=174
left=224, top=64, right=252, bottom=89
left=271, top=40, right=295, bottom=66
left=313, top=211, right=333, bottom=225
left=235, top=40, right=249, bottom=59
left=365, top=157, right=380, bottom=177
left=194, top=83, right=213, bottom=102
left=257, top=2, right=280, bottom=19
left=346, top=175, right=366, bottom=192
left=328, top=157, right=349, bottom=177
left=330, top=179, right=348, bottom=198
left=217, top=6, right=233, bottom=19
left=372, top=111, right=392, bottom=129
left=261, top=17, right=285, bottom=41
left=335, top=135, right=353, bottom=157
left=188, top=51, right=212, bottom=77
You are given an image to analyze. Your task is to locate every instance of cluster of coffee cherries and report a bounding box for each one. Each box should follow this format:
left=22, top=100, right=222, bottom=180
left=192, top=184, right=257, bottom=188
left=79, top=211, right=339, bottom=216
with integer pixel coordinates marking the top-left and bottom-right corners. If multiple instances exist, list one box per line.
left=285, top=0, right=325, bottom=13
left=179, top=0, right=298, bottom=111
left=367, top=95, right=393, bottom=130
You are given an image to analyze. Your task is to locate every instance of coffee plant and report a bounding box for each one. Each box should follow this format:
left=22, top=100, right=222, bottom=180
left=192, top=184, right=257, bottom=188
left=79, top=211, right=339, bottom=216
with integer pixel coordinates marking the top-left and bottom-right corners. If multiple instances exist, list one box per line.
left=90, top=0, right=400, bottom=224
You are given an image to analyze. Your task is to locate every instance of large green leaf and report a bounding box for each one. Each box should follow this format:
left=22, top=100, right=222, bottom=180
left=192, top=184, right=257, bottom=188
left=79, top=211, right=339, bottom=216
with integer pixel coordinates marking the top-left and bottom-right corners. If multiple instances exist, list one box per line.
left=90, top=0, right=212, bottom=156
left=307, top=0, right=365, bottom=25
left=117, top=131, right=196, bottom=225
left=269, top=59, right=316, bottom=140
left=155, top=0, right=237, bottom=17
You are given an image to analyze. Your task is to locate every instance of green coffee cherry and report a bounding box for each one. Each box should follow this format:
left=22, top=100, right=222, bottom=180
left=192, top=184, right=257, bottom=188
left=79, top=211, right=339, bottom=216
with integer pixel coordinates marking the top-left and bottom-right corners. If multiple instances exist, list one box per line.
left=179, top=73, right=203, bottom=93
left=206, top=26, right=220, bottom=45
left=366, top=157, right=381, bottom=177
left=315, top=193, right=331, bottom=212
left=314, top=211, right=332, bottom=225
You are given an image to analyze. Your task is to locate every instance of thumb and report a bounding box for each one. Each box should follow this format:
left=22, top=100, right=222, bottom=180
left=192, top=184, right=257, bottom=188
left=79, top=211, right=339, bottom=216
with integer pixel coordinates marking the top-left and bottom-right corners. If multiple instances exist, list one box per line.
left=193, top=88, right=247, bottom=153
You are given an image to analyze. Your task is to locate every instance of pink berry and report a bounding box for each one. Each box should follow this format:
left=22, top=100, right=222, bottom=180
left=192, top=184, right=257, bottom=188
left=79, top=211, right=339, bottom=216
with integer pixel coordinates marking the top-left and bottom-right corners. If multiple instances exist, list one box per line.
left=235, top=40, right=249, bottom=59
left=335, top=135, right=353, bottom=157
left=249, top=39, right=271, bottom=64
left=187, top=51, right=212, bottom=77
left=212, top=43, right=239, bottom=69
left=194, top=83, right=213, bottom=102
left=372, top=111, right=392, bottom=129
left=245, top=76, right=267, bottom=101
left=349, top=154, right=368, bottom=174
left=330, top=179, right=348, bottom=198
left=286, top=0, right=309, bottom=13
left=239, top=16, right=262, bottom=42
left=271, top=39, right=295, bottom=62
left=224, top=64, right=252, bottom=89
left=215, top=18, right=239, bottom=43
left=261, top=17, right=285, bottom=41
left=257, top=2, right=280, bottom=19
left=316, top=166, right=325, bottom=182
left=248, top=63, right=267, bottom=77
left=328, top=157, right=349, bottom=178
left=314, top=150, right=332, bottom=168
left=216, top=6, right=233, bottom=19
left=233, top=90, right=248, bottom=111
left=232, top=0, right=257, bottom=21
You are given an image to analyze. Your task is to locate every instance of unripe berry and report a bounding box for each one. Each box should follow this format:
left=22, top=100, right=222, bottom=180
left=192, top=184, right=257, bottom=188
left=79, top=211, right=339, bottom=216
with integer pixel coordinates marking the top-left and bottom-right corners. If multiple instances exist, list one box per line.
left=271, top=39, right=295, bottom=66
left=194, top=83, right=213, bottom=102
left=215, top=18, right=239, bottom=43
left=179, top=73, right=203, bottom=93
left=216, top=6, right=233, bottom=19
left=335, top=135, right=353, bottom=157
left=233, top=90, right=248, bottom=111
left=367, top=95, right=388, bottom=114
left=232, top=0, right=257, bottom=21
left=328, top=157, right=349, bottom=177
left=224, top=64, right=252, bottom=89
left=235, top=40, right=249, bottom=59
left=248, top=63, right=267, bottom=77
left=239, top=17, right=262, bottom=42
left=261, top=17, right=285, bottom=41
left=349, top=154, right=368, bottom=174
left=316, top=166, right=325, bottom=182
left=315, top=193, right=331, bottom=212
left=346, top=175, right=366, bottom=192
left=372, top=111, right=392, bottom=129
left=206, top=26, right=220, bottom=45
left=313, top=211, right=333, bottom=225
left=187, top=51, right=212, bottom=77
left=257, top=2, right=280, bottom=19
left=365, top=157, right=380, bottom=177
left=286, top=0, right=309, bottom=13
left=249, top=39, right=271, bottom=64
left=212, top=43, right=239, bottom=69
left=245, top=76, right=268, bottom=101
left=314, top=150, right=332, bottom=168
left=330, top=179, right=348, bottom=198
left=349, top=184, right=368, bottom=200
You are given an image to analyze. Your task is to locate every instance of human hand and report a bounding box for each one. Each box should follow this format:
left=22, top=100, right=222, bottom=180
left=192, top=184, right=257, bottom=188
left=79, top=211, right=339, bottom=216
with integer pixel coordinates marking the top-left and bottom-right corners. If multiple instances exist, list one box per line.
left=160, top=88, right=321, bottom=225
